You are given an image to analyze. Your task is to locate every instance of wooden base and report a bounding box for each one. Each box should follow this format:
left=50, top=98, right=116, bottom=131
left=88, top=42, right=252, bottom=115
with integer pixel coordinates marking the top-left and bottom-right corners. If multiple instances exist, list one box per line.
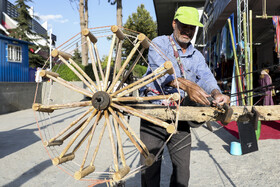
left=112, top=166, right=130, bottom=181
left=52, top=153, right=75, bottom=165
left=74, top=165, right=95, bottom=180
left=144, top=154, right=155, bottom=166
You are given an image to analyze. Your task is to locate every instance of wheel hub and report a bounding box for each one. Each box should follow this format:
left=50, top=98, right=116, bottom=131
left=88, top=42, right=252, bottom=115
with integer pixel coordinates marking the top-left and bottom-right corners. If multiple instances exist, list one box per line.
left=91, top=91, right=111, bottom=110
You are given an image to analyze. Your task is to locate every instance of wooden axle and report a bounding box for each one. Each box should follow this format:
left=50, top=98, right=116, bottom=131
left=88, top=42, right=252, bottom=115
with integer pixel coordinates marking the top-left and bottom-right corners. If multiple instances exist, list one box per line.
left=52, top=153, right=75, bottom=165
left=112, top=166, right=130, bottom=181
left=111, top=103, right=176, bottom=134
left=130, top=105, right=280, bottom=122
left=82, top=28, right=97, bottom=43
left=111, top=25, right=125, bottom=40
left=51, top=49, right=72, bottom=60
left=74, top=165, right=95, bottom=180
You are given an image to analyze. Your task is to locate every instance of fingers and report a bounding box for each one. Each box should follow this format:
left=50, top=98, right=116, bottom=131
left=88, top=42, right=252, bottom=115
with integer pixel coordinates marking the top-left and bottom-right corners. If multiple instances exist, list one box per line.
left=188, top=87, right=210, bottom=105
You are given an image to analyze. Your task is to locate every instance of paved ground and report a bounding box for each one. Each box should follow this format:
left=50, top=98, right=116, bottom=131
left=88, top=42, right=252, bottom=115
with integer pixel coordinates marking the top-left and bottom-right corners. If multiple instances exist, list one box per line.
left=0, top=108, right=280, bottom=187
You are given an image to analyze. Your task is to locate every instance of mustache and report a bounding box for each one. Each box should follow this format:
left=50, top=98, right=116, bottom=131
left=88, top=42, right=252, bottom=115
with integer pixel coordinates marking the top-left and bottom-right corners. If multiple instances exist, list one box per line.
left=180, top=31, right=193, bottom=37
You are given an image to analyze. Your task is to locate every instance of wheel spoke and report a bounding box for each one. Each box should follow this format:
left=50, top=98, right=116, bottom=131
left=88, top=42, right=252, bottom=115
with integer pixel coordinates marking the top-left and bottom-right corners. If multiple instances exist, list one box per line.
left=104, top=34, right=117, bottom=91
left=104, top=110, right=119, bottom=172
left=69, top=58, right=98, bottom=92
left=59, top=54, right=97, bottom=92
left=108, top=107, right=148, bottom=158
left=90, top=119, right=107, bottom=165
left=116, top=48, right=145, bottom=91
left=58, top=109, right=98, bottom=158
left=112, top=117, right=126, bottom=167
left=111, top=103, right=175, bottom=134
left=107, top=40, right=142, bottom=93
left=40, top=71, right=93, bottom=97
left=117, top=111, right=149, bottom=157
left=112, top=93, right=180, bottom=103
left=114, top=70, right=168, bottom=98
left=111, top=61, right=172, bottom=97
left=93, top=43, right=105, bottom=82
left=43, top=107, right=94, bottom=146
left=80, top=111, right=103, bottom=170
left=32, top=101, right=92, bottom=112
left=87, top=37, right=102, bottom=90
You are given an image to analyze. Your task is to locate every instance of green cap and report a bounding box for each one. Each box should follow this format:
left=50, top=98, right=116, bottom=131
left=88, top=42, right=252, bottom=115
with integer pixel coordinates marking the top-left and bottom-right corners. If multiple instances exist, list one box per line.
left=174, top=6, right=203, bottom=27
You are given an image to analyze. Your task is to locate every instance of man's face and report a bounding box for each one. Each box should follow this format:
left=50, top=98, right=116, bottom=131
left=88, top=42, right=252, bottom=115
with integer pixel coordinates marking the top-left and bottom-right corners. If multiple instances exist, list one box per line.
left=172, top=20, right=196, bottom=45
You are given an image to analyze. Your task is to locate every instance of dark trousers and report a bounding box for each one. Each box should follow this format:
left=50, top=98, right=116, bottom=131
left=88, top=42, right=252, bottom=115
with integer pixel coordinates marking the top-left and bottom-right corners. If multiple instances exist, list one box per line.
left=140, top=119, right=191, bottom=187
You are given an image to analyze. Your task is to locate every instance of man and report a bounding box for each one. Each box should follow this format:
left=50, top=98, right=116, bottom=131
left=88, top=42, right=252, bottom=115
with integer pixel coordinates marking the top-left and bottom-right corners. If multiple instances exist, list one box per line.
left=140, top=6, right=230, bottom=187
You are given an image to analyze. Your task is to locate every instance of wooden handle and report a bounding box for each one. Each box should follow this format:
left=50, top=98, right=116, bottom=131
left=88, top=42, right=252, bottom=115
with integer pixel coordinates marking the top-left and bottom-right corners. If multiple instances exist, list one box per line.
left=51, top=49, right=72, bottom=60
left=137, top=33, right=150, bottom=49
left=111, top=25, right=125, bottom=40
left=82, top=28, right=97, bottom=43
left=52, top=153, right=75, bottom=165
left=112, top=166, right=130, bottom=181
left=43, top=140, right=63, bottom=147
left=39, top=70, right=59, bottom=78
left=164, top=61, right=174, bottom=74
left=74, top=165, right=95, bottom=180
left=32, top=103, right=54, bottom=113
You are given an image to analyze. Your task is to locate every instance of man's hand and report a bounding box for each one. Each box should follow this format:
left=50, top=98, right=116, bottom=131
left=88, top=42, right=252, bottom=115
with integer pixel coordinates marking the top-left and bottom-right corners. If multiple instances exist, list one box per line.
left=211, top=89, right=230, bottom=106
left=168, top=78, right=210, bottom=105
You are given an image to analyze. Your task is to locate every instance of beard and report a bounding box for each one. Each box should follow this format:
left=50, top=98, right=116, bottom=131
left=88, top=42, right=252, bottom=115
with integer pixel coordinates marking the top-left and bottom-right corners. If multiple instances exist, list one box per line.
left=173, top=23, right=194, bottom=46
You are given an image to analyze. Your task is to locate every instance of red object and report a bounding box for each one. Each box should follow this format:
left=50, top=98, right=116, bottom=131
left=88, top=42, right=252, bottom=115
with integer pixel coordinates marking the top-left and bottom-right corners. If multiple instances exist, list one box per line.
left=218, top=120, right=280, bottom=140
left=30, top=48, right=34, bottom=53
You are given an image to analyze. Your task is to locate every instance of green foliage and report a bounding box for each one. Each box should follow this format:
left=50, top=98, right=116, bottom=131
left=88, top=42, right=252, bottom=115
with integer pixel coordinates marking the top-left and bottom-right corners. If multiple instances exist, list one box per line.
left=123, top=4, right=157, bottom=65
left=8, top=0, right=49, bottom=68
left=8, top=0, right=34, bottom=41
left=72, top=48, right=82, bottom=64
left=133, top=64, right=147, bottom=78
left=53, top=63, right=95, bottom=81
left=101, top=55, right=114, bottom=70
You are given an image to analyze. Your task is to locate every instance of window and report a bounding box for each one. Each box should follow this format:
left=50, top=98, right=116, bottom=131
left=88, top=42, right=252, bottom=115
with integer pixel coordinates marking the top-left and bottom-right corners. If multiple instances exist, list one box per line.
left=7, top=44, right=22, bottom=62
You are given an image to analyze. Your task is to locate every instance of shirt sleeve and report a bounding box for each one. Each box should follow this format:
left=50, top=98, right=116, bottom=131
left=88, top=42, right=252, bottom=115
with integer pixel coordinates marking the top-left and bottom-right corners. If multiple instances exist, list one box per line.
left=147, top=36, right=176, bottom=88
left=194, top=51, right=222, bottom=94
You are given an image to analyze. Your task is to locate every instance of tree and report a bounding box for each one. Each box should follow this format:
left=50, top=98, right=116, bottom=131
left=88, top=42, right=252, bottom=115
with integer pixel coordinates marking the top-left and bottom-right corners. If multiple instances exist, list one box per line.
left=70, top=0, right=89, bottom=66
left=8, top=0, right=45, bottom=67
left=8, top=0, right=33, bottom=41
left=107, top=0, right=123, bottom=73
left=123, top=4, right=157, bottom=65
left=79, top=0, right=89, bottom=66
left=72, top=46, right=82, bottom=64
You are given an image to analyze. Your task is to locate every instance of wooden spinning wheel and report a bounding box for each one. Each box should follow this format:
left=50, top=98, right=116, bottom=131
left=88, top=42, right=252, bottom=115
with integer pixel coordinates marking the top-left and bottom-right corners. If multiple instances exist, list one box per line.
left=32, top=26, right=181, bottom=184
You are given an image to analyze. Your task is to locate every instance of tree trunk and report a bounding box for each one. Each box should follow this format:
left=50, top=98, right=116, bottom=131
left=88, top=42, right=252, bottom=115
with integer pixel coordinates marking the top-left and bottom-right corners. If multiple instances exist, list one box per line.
left=79, top=0, right=88, bottom=66
left=115, top=0, right=123, bottom=71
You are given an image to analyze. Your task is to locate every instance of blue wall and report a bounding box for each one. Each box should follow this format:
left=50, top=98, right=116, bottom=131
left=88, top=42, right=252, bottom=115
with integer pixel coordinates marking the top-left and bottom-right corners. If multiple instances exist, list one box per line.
left=0, top=34, right=29, bottom=82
